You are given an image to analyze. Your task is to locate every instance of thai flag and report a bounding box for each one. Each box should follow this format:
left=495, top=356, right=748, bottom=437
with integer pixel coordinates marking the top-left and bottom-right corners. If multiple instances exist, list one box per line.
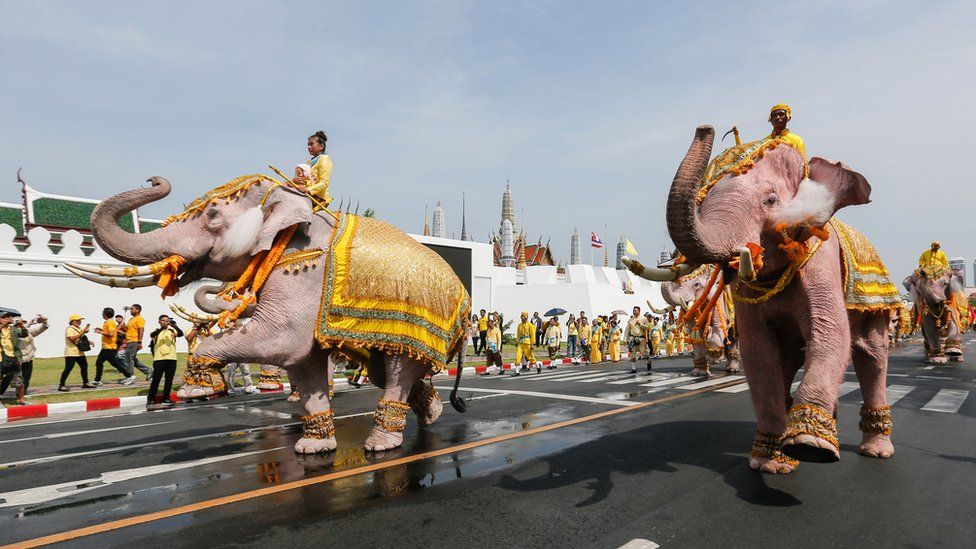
left=591, top=232, right=604, bottom=249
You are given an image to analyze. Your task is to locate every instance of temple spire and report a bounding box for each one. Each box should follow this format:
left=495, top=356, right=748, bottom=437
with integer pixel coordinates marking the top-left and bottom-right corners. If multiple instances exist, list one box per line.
left=423, top=205, right=430, bottom=236
left=460, top=192, right=467, bottom=241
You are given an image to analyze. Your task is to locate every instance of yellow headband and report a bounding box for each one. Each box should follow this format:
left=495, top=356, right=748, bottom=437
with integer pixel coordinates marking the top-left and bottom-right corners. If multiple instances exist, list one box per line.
left=769, top=103, right=792, bottom=120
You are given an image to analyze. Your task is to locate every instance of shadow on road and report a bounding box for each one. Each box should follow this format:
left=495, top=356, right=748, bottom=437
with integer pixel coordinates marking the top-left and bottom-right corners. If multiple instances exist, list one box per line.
left=495, top=420, right=802, bottom=508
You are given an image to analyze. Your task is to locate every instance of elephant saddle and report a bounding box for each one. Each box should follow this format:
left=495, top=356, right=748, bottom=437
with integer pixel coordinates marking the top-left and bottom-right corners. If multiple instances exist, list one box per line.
left=315, top=213, right=470, bottom=372
left=828, top=219, right=902, bottom=312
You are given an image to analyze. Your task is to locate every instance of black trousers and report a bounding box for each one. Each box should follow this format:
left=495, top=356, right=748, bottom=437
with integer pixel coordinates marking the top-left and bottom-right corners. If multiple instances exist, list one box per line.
left=477, top=330, right=488, bottom=354
left=95, top=348, right=127, bottom=381
left=535, top=329, right=544, bottom=346
left=60, top=356, right=89, bottom=386
left=22, top=360, right=33, bottom=391
left=147, top=359, right=177, bottom=403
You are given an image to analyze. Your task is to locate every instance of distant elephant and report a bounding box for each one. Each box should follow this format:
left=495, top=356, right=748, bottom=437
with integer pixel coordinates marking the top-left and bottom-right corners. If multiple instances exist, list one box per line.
left=647, top=264, right=740, bottom=376
left=903, top=267, right=965, bottom=363
left=628, top=126, right=899, bottom=474
left=67, top=175, right=469, bottom=454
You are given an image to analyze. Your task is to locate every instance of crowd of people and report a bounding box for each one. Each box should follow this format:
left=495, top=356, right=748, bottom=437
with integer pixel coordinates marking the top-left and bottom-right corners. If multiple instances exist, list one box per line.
left=466, top=307, right=695, bottom=377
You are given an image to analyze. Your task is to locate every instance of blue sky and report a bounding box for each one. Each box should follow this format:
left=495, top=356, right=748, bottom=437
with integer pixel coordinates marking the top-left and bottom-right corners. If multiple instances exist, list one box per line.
left=1, top=0, right=974, bottom=280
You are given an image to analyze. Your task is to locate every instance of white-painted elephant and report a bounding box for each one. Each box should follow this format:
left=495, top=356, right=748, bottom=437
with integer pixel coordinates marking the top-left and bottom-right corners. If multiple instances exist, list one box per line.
left=903, top=266, right=966, bottom=363
left=66, top=175, right=470, bottom=454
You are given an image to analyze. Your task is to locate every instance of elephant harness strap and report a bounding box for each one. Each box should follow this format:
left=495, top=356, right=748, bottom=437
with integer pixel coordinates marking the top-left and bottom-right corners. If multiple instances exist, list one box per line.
left=216, top=225, right=298, bottom=328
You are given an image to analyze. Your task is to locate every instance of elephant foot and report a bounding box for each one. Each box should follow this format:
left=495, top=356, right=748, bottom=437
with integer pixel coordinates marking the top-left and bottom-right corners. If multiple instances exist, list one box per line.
left=749, top=431, right=797, bottom=474
left=725, top=361, right=741, bottom=374
left=949, top=355, right=965, bottom=363
left=177, top=383, right=214, bottom=400
left=366, top=399, right=409, bottom=451
left=296, top=410, right=336, bottom=453
left=927, top=354, right=948, bottom=364
left=781, top=403, right=840, bottom=463
left=257, top=381, right=281, bottom=390
left=408, top=382, right=443, bottom=427
left=690, top=367, right=709, bottom=377
left=363, top=428, right=404, bottom=452
left=858, top=405, right=894, bottom=459
left=295, top=436, right=337, bottom=454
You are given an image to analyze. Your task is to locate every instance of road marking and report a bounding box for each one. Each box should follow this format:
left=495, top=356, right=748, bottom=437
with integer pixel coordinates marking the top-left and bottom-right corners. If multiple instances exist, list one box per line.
left=679, top=375, right=744, bottom=390
left=606, top=373, right=674, bottom=385
left=920, top=389, right=969, bottom=413
left=640, top=375, right=697, bottom=388
left=618, top=539, right=660, bottom=549
left=838, top=381, right=861, bottom=397
left=0, top=421, right=178, bottom=445
left=444, top=386, right=636, bottom=407
left=524, top=371, right=619, bottom=382
left=916, top=375, right=954, bottom=380
left=576, top=373, right=639, bottom=383
left=498, top=369, right=581, bottom=381
left=0, top=447, right=286, bottom=508
left=885, top=385, right=915, bottom=405
left=886, top=373, right=908, bottom=377
left=716, top=382, right=751, bottom=394
left=11, top=377, right=744, bottom=548
left=923, top=365, right=935, bottom=370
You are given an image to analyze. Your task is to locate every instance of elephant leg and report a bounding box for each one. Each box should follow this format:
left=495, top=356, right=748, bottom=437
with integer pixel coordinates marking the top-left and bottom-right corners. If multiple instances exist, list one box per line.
left=408, top=380, right=443, bottom=427
left=923, top=318, right=947, bottom=364
left=690, top=344, right=710, bottom=376
left=739, top=321, right=797, bottom=474
left=290, top=354, right=338, bottom=454
left=781, top=300, right=849, bottom=463
left=364, top=354, right=427, bottom=452
left=725, top=342, right=741, bottom=373
left=850, top=311, right=894, bottom=459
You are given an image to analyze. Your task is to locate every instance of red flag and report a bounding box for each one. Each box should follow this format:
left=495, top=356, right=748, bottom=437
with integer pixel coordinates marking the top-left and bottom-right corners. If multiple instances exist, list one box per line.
left=591, top=232, right=604, bottom=249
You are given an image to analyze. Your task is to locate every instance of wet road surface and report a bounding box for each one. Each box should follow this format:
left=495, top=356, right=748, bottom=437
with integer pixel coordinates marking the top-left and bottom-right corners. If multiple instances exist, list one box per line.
left=1, top=337, right=975, bottom=548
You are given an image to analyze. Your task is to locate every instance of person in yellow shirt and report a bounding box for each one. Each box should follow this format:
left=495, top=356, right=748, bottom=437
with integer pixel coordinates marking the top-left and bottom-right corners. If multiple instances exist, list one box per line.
left=767, top=103, right=806, bottom=160
left=0, top=309, right=26, bottom=405
left=484, top=319, right=503, bottom=374
left=123, top=304, right=151, bottom=380
left=918, top=241, right=949, bottom=269
left=589, top=318, right=603, bottom=364
left=608, top=319, right=622, bottom=362
left=294, top=130, right=333, bottom=210
left=566, top=314, right=579, bottom=360
left=476, top=309, right=489, bottom=356
left=147, top=315, right=183, bottom=409
left=512, top=312, right=537, bottom=376
left=92, top=307, right=127, bottom=386
left=60, top=314, right=94, bottom=391
left=577, top=316, right=591, bottom=364
left=649, top=317, right=663, bottom=358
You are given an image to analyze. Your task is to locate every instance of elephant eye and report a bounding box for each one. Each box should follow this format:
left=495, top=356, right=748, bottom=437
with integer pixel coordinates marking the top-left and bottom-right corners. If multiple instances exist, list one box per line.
left=763, top=194, right=779, bottom=207
left=206, top=208, right=219, bottom=218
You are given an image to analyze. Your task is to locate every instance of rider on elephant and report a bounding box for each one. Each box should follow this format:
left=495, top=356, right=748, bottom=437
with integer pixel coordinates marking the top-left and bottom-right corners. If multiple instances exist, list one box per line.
left=766, top=103, right=806, bottom=160
left=918, top=241, right=948, bottom=269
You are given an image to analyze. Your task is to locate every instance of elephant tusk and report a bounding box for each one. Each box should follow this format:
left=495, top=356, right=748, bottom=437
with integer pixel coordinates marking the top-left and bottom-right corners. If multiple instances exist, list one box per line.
left=645, top=299, right=673, bottom=315
left=622, top=256, right=697, bottom=282
left=167, top=301, right=220, bottom=323
left=64, top=255, right=182, bottom=278
left=738, top=247, right=756, bottom=282
left=64, top=264, right=157, bottom=288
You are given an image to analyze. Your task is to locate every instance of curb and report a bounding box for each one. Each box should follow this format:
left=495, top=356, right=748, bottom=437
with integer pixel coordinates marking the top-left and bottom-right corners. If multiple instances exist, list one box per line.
left=0, top=377, right=349, bottom=423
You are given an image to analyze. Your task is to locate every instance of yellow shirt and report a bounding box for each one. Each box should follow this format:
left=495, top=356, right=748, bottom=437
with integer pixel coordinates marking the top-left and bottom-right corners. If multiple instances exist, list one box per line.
left=100, top=319, right=118, bottom=350
left=0, top=327, right=14, bottom=357
left=567, top=322, right=578, bottom=336
left=517, top=321, right=535, bottom=345
left=486, top=327, right=501, bottom=349
left=64, top=325, right=84, bottom=357
left=590, top=327, right=603, bottom=347
left=766, top=129, right=806, bottom=159
left=126, top=315, right=145, bottom=343
left=478, top=316, right=488, bottom=331
left=578, top=324, right=591, bottom=340
left=305, top=154, right=333, bottom=206
left=153, top=327, right=178, bottom=361
left=627, top=316, right=647, bottom=338
left=918, top=249, right=949, bottom=269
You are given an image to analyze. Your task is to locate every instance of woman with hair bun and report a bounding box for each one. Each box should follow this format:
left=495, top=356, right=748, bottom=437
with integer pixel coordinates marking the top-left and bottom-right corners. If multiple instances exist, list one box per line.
left=294, top=130, right=333, bottom=209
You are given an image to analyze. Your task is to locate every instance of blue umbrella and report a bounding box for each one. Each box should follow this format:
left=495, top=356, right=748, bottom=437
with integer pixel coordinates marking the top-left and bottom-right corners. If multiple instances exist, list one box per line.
left=544, top=308, right=567, bottom=316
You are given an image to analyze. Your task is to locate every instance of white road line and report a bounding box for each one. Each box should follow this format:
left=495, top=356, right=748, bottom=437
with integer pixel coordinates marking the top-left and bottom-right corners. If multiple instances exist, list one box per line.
left=618, top=539, right=660, bottom=549
left=838, top=381, right=861, bottom=397
left=640, top=375, right=697, bottom=388
left=524, top=371, right=618, bottom=382
left=606, top=373, right=674, bottom=385
left=886, top=373, right=908, bottom=377
left=920, top=389, right=970, bottom=413
left=885, top=385, right=915, bottom=405
left=923, top=365, right=936, bottom=370
left=716, top=382, right=751, bottom=394
left=576, top=373, right=639, bottom=383
left=916, top=375, right=954, bottom=380
left=498, top=369, right=582, bottom=381
left=0, top=447, right=287, bottom=508
left=679, top=375, right=745, bottom=390
left=0, top=421, right=178, bottom=445
left=441, top=386, right=635, bottom=407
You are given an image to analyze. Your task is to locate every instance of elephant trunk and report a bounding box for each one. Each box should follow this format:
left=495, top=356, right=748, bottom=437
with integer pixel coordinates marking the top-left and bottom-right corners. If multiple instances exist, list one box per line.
left=91, top=176, right=176, bottom=265
left=665, top=126, right=733, bottom=264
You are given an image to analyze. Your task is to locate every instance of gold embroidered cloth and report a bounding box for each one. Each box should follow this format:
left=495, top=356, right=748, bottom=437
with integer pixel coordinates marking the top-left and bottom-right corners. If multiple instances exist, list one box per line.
left=315, top=214, right=470, bottom=372
left=829, top=219, right=901, bottom=312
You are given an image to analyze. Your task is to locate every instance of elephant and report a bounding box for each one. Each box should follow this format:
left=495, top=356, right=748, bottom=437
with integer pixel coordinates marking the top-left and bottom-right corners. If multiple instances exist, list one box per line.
left=66, top=175, right=469, bottom=454
left=648, top=264, right=741, bottom=376
left=626, top=126, right=897, bottom=474
left=903, top=267, right=966, bottom=363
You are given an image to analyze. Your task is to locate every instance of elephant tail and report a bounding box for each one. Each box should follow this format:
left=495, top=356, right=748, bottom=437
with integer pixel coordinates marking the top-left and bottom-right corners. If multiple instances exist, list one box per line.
left=449, top=346, right=467, bottom=413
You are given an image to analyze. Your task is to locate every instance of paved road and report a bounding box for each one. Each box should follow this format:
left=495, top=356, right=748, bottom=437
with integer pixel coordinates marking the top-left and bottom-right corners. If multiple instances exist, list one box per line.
left=1, top=337, right=974, bottom=548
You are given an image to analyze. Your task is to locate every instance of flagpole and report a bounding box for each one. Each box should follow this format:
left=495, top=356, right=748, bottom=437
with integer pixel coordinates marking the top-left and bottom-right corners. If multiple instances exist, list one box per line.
left=590, top=229, right=594, bottom=267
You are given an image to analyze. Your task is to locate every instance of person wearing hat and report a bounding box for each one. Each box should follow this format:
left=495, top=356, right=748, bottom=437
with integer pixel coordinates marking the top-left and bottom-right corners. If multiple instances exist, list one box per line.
left=0, top=309, right=26, bottom=405
left=512, top=312, right=538, bottom=376
left=766, top=103, right=806, bottom=159
left=918, top=241, right=949, bottom=269
left=12, top=313, right=48, bottom=394
left=60, top=314, right=94, bottom=391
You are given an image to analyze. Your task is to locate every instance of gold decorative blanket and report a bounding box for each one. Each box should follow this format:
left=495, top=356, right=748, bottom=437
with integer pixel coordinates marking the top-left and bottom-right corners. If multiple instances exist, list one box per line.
left=315, top=214, right=470, bottom=372
left=829, top=219, right=901, bottom=312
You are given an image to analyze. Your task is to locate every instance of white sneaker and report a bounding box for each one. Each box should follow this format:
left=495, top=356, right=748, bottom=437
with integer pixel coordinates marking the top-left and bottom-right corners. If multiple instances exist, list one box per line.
left=245, top=386, right=259, bottom=395
left=122, top=376, right=136, bottom=385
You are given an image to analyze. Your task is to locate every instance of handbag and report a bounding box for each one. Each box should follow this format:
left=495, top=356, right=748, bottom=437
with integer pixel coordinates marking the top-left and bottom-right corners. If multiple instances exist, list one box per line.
left=76, top=334, right=92, bottom=352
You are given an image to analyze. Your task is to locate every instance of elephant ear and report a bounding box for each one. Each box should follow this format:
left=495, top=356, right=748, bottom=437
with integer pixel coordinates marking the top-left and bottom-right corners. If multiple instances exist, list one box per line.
left=807, top=157, right=872, bottom=217
left=253, top=187, right=313, bottom=254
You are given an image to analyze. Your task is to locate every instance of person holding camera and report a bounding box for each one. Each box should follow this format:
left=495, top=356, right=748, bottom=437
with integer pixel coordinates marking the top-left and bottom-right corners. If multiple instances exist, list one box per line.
left=13, top=313, right=48, bottom=393
left=60, top=314, right=94, bottom=391
left=0, top=309, right=27, bottom=404
left=147, top=315, right=183, bottom=409
left=93, top=307, right=128, bottom=386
